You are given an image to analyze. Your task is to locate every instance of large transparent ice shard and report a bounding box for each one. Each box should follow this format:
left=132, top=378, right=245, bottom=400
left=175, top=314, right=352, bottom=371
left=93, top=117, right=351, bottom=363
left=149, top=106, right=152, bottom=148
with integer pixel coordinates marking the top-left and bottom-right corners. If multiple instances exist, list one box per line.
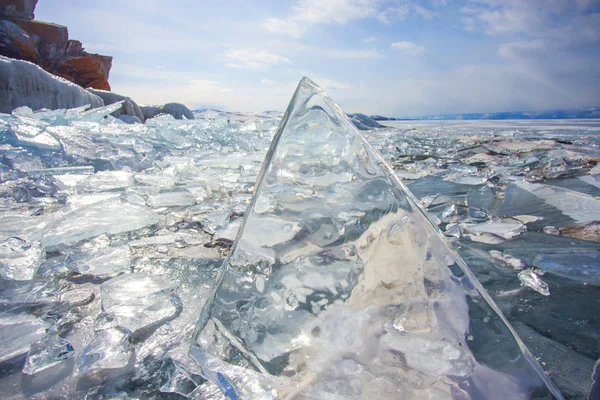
left=190, top=78, right=563, bottom=399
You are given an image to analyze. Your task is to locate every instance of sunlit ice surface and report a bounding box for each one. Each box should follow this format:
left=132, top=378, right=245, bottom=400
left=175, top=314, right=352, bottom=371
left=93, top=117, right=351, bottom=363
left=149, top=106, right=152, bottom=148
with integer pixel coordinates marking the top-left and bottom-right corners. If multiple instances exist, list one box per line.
left=0, top=79, right=598, bottom=399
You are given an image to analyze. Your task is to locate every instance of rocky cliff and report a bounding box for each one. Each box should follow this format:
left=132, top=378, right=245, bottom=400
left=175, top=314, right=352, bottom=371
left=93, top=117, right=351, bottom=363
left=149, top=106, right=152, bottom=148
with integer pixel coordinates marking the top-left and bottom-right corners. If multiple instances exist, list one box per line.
left=0, top=0, right=112, bottom=91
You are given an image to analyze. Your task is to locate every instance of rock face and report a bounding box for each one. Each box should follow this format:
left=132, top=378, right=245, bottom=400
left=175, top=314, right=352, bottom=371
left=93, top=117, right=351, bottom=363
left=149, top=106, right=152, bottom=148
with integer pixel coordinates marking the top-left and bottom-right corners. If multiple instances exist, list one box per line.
left=141, top=103, right=195, bottom=120
left=0, top=19, right=39, bottom=63
left=0, top=55, right=104, bottom=113
left=58, top=52, right=112, bottom=90
left=11, top=19, right=67, bottom=60
left=0, top=0, right=38, bottom=20
left=0, top=0, right=113, bottom=92
left=87, top=88, right=144, bottom=122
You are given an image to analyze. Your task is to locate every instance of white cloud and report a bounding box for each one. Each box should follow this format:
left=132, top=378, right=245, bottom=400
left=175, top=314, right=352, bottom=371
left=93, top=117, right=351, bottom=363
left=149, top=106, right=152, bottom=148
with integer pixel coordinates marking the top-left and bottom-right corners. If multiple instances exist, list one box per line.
left=377, top=5, right=409, bottom=23
left=391, top=41, right=425, bottom=55
left=285, top=42, right=384, bottom=59
left=223, top=49, right=291, bottom=69
left=263, top=0, right=405, bottom=37
left=261, top=78, right=276, bottom=85
left=362, top=36, right=377, bottom=43
left=413, top=5, right=436, bottom=19
left=497, top=40, right=546, bottom=59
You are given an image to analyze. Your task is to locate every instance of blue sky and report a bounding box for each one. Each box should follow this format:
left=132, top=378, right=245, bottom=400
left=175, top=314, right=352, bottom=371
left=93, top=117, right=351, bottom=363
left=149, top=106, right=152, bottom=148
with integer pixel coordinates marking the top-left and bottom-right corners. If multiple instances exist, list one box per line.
left=36, top=0, right=600, bottom=116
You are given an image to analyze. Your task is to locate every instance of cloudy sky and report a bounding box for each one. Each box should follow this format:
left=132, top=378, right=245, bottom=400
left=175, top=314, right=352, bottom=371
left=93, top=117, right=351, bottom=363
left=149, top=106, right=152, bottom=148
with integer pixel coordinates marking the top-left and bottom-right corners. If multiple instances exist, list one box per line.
left=37, top=0, right=600, bottom=116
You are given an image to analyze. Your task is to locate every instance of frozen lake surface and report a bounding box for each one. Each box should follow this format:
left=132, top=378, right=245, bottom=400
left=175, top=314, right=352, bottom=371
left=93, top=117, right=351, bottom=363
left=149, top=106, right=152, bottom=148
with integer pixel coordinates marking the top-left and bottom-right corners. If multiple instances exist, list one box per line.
left=0, top=92, right=599, bottom=399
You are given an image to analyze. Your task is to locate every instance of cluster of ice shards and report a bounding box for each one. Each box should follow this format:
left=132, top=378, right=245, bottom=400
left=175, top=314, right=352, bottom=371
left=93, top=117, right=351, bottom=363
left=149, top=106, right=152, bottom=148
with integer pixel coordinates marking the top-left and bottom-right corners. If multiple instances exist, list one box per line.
left=191, top=78, right=562, bottom=399
left=1, top=77, right=598, bottom=398
left=372, top=120, right=600, bottom=398
left=0, top=98, right=280, bottom=398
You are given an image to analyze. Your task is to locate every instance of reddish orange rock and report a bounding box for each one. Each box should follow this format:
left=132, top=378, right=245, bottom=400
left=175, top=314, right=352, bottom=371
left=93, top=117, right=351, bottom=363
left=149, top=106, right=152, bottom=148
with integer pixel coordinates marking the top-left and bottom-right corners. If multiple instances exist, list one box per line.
left=12, top=19, right=68, bottom=58
left=85, top=78, right=111, bottom=91
left=0, top=19, right=39, bottom=63
left=65, top=53, right=112, bottom=79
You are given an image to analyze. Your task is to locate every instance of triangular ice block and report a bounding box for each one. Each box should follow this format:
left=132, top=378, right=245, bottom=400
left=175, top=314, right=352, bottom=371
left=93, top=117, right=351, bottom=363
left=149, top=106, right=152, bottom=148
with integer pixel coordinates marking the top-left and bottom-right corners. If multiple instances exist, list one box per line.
left=191, top=78, right=563, bottom=399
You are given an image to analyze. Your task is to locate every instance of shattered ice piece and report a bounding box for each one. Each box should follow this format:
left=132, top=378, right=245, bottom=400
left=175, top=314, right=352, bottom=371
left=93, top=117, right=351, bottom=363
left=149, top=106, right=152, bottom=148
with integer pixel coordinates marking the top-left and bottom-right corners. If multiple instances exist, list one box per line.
left=22, top=334, right=74, bottom=375
left=447, top=175, right=488, bottom=185
left=77, top=100, right=125, bottom=123
left=543, top=226, right=560, bottom=235
left=134, top=173, right=175, bottom=189
left=463, top=220, right=525, bottom=240
left=0, top=279, right=61, bottom=306
left=42, top=198, right=159, bottom=247
left=159, top=358, right=205, bottom=397
left=26, top=165, right=95, bottom=176
left=77, top=170, right=134, bottom=193
left=12, top=130, right=62, bottom=152
left=0, top=237, right=42, bottom=280
left=213, top=219, right=242, bottom=243
left=513, top=215, right=543, bottom=224
left=99, top=272, right=181, bottom=334
left=395, top=170, right=422, bottom=180
left=515, top=181, right=600, bottom=223
left=533, top=252, right=600, bottom=286
left=518, top=269, right=550, bottom=296
left=489, top=250, right=526, bottom=270
left=71, top=246, right=131, bottom=278
left=128, top=231, right=208, bottom=248
left=146, top=190, right=196, bottom=208
left=100, top=272, right=176, bottom=310
left=0, top=312, right=49, bottom=362
left=66, top=193, right=121, bottom=210
left=60, top=286, right=95, bottom=306
left=168, top=245, right=221, bottom=260
left=77, top=327, right=133, bottom=374
left=197, top=211, right=231, bottom=235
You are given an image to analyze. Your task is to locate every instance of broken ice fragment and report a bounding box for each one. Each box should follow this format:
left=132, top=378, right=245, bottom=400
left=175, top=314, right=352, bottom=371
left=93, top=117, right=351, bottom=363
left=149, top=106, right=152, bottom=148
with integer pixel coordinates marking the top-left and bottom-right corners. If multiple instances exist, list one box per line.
left=22, top=334, right=74, bottom=375
left=533, top=252, right=600, bottom=286
left=463, top=219, right=525, bottom=240
left=77, top=327, right=133, bottom=373
left=41, top=198, right=159, bottom=247
left=146, top=190, right=196, bottom=207
left=60, top=286, right=95, bottom=306
left=99, top=272, right=181, bottom=335
left=190, top=78, right=562, bottom=399
left=77, top=170, right=134, bottom=193
left=0, top=312, right=49, bottom=362
left=197, top=211, right=231, bottom=235
left=544, top=226, right=561, bottom=235
left=489, top=250, right=526, bottom=270
left=515, top=181, right=600, bottom=223
left=213, top=219, right=242, bottom=243
left=159, top=358, right=205, bottom=397
left=69, top=245, right=132, bottom=278
left=0, top=237, right=42, bottom=280
left=518, top=269, right=550, bottom=296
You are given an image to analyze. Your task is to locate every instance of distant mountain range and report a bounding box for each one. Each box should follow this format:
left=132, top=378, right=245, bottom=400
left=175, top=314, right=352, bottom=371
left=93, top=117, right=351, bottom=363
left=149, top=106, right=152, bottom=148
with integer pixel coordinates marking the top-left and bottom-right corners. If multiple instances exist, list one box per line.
left=373, top=107, right=600, bottom=121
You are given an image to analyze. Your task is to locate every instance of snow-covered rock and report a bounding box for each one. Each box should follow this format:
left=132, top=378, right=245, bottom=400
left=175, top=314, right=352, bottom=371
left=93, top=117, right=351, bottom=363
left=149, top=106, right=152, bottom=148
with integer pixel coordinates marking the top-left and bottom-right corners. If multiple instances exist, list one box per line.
left=347, top=113, right=382, bottom=130
left=141, top=102, right=195, bottom=121
left=87, top=88, right=144, bottom=122
left=0, top=55, right=104, bottom=113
